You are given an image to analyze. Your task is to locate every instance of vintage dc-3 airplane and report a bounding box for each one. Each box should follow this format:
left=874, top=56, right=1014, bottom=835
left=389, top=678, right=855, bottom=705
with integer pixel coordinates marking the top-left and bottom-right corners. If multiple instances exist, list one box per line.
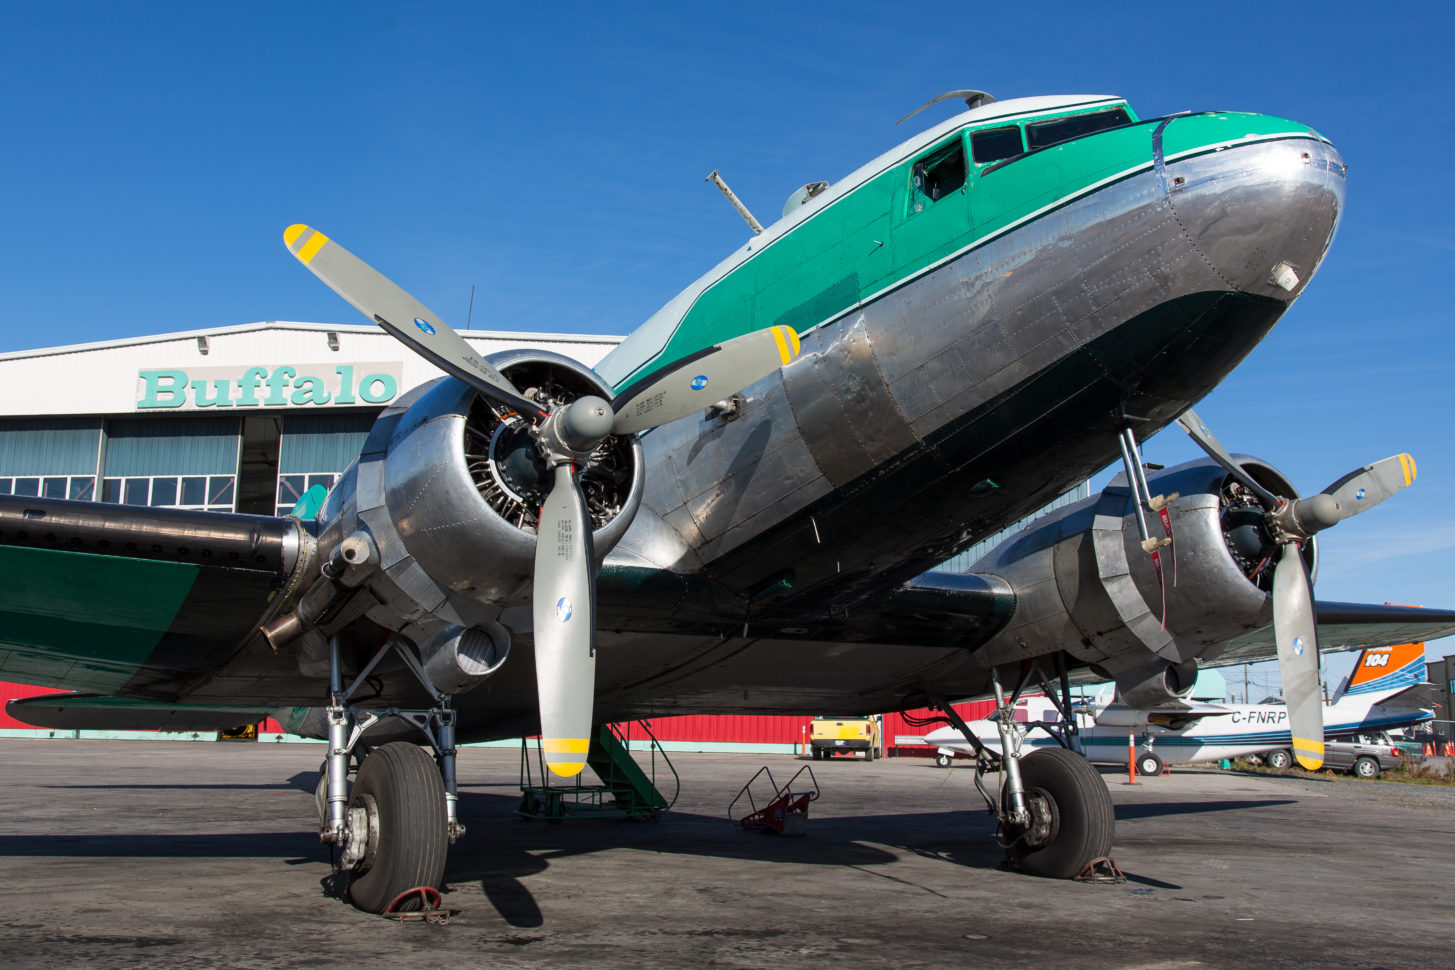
left=6, top=89, right=1455, bottom=912
left=925, top=642, right=1435, bottom=774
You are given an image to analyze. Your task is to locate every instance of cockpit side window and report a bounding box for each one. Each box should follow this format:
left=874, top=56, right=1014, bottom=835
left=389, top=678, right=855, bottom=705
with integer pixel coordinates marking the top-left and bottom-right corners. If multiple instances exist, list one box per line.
left=909, top=140, right=967, bottom=212
left=1024, top=108, right=1132, bottom=151
left=970, top=126, right=1024, bottom=165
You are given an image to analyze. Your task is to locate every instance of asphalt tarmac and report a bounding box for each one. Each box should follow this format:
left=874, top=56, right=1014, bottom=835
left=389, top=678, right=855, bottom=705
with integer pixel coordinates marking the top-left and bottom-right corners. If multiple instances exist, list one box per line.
left=0, top=739, right=1449, bottom=969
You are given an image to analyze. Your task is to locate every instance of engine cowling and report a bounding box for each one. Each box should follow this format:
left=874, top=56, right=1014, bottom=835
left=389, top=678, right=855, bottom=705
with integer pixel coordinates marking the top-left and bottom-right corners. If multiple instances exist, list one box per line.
left=965, top=456, right=1314, bottom=707
left=267, top=350, right=644, bottom=690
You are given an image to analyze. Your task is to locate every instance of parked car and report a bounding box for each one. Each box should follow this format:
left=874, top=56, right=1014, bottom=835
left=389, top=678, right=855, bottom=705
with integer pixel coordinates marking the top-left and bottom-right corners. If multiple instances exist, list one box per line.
left=1322, top=732, right=1403, bottom=778
left=1255, top=732, right=1404, bottom=777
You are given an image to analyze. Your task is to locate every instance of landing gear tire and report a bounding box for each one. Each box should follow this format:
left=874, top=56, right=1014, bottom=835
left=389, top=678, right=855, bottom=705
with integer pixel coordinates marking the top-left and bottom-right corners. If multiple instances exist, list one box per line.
left=1353, top=756, right=1380, bottom=779
left=1266, top=749, right=1294, bottom=771
left=343, top=742, right=449, bottom=914
left=935, top=753, right=952, bottom=768
left=1137, top=751, right=1164, bottom=777
left=1003, top=747, right=1114, bottom=879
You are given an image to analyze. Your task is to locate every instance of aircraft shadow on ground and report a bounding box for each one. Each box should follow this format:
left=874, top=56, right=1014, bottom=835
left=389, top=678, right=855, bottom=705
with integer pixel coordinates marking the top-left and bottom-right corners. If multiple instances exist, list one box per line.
left=1113, top=799, right=1296, bottom=820
left=0, top=773, right=1301, bottom=927
left=445, top=789, right=1007, bottom=927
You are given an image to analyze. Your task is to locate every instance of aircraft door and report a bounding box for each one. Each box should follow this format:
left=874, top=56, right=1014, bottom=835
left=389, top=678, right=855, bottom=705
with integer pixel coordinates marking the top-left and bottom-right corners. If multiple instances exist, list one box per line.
left=892, top=134, right=973, bottom=272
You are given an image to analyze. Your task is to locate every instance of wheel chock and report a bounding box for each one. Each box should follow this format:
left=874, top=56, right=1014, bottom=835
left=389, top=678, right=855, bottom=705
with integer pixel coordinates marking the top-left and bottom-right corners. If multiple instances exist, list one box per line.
left=1074, top=857, right=1125, bottom=884
left=380, top=886, right=458, bottom=923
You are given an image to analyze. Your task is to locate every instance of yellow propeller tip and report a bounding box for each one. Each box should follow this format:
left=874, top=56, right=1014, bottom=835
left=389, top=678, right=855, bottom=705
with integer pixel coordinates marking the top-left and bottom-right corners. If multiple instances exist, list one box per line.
left=1295, top=756, right=1323, bottom=770
left=283, top=224, right=310, bottom=247
left=547, top=762, right=585, bottom=778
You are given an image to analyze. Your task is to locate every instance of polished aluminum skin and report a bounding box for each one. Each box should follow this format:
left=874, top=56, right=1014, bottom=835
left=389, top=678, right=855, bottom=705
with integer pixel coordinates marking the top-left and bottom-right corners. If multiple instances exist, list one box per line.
left=618, top=136, right=1345, bottom=577
left=968, top=456, right=1301, bottom=706
left=310, top=351, right=644, bottom=667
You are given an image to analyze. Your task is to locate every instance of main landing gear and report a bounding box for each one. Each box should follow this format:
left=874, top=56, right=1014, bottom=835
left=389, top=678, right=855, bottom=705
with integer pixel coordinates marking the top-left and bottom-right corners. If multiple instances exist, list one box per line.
left=319, top=636, right=461, bottom=913
left=930, top=657, right=1115, bottom=878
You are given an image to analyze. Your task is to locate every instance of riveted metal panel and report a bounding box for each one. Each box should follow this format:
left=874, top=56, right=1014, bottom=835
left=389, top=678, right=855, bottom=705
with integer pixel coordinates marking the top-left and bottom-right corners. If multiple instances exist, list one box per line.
left=781, top=314, right=917, bottom=488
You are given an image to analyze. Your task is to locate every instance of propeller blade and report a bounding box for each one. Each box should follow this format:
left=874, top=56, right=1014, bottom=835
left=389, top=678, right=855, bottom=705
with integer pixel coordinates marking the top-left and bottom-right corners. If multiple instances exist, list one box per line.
left=1176, top=409, right=1281, bottom=509
left=1272, top=540, right=1324, bottom=770
left=282, top=225, right=544, bottom=419
left=531, top=463, right=597, bottom=777
left=610, top=325, right=802, bottom=435
left=1320, top=454, right=1417, bottom=524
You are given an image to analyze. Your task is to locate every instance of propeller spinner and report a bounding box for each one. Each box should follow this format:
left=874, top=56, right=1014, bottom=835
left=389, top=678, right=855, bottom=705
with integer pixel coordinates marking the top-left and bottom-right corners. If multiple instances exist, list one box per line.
left=1177, top=408, right=1416, bottom=769
left=285, top=225, right=801, bottom=776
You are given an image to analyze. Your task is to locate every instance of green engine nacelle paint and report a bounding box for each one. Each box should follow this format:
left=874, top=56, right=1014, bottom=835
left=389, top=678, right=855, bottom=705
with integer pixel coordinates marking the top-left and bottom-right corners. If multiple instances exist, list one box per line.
left=137, top=363, right=400, bottom=410
left=0, top=545, right=200, bottom=694
left=611, top=105, right=1322, bottom=392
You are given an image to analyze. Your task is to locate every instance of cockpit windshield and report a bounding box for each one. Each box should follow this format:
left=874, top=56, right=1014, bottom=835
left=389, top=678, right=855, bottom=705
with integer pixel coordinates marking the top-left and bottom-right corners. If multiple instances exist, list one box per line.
left=1024, top=108, right=1132, bottom=151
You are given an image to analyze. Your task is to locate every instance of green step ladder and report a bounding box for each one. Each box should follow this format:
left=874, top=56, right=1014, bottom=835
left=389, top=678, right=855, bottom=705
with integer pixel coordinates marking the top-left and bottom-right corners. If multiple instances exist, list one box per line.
left=518, top=721, right=679, bottom=822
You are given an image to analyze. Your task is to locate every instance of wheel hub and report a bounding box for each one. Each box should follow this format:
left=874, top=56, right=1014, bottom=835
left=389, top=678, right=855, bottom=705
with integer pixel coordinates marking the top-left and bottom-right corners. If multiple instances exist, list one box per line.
left=1020, top=788, right=1057, bottom=848
left=340, top=794, right=381, bottom=870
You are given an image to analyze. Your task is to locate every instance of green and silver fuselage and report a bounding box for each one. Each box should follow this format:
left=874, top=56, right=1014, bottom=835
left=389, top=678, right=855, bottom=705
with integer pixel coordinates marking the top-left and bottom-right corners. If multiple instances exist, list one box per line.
left=599, top=95, right=1344, bottom=609
left=0, top=94, right=1349, bottom=732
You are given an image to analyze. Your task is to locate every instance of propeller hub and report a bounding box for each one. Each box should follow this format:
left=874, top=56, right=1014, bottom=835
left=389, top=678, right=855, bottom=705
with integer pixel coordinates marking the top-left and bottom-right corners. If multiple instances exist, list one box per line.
left=1290, top=493, right=1341, bottom=535
left=536, top=395, right=615, bottom=464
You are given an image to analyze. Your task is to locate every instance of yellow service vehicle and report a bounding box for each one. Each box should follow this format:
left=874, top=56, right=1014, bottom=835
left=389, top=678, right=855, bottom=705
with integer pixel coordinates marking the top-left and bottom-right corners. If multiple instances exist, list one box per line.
left=810, top=715, right=881, bottom=760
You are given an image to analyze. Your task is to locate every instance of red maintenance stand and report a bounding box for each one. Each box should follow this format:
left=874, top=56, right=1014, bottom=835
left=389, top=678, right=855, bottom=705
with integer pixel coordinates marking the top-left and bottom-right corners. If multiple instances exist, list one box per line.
left=729, top=765, right=819, bottom=836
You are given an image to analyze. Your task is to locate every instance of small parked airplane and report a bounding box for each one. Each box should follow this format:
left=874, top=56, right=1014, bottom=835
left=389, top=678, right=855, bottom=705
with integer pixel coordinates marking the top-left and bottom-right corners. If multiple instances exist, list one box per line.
left=924, top=642, right=1434, bottom=774
left=5, top=89, right=1455, bottom=911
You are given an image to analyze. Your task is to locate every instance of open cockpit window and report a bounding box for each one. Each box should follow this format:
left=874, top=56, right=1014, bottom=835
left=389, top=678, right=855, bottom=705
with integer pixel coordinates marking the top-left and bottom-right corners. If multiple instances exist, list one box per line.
left=1024, top=108, right=1132, bottom=151
left=909, top=140, right=967, bottom=212
left=970, top=126, right=1025, bottom=165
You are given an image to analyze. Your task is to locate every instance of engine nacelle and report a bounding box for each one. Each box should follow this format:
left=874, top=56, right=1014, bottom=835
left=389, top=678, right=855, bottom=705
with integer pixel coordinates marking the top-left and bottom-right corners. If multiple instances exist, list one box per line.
left=269, top=350, right=644, bottom=688
left=965, top=456, right=1313, bottom=707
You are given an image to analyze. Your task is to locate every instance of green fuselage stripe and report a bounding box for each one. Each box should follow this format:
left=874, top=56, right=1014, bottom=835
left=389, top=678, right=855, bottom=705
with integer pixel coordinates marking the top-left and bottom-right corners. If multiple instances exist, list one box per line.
left=0, top=546, right=199, bottom=693
left=619, top=110, right=1317, bottom=391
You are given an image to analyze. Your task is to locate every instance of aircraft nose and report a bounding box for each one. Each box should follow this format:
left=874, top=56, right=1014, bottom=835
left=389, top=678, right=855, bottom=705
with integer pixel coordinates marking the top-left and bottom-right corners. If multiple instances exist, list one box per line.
left=1161, top=129, right=1346, bottom=300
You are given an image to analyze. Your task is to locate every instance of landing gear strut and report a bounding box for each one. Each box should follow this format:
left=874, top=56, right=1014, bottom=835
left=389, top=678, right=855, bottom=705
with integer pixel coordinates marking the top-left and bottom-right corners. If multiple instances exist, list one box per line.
left=929, top=656, right=1114, bottom=878
left=320, top=636, right=462, bottom=912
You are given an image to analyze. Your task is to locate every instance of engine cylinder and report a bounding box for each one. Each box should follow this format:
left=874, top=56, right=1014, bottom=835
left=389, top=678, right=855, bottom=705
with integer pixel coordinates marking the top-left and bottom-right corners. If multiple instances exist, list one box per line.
left=965, top=455, right=1314, bottom=692
left=313, top=351, right=644, bottom=634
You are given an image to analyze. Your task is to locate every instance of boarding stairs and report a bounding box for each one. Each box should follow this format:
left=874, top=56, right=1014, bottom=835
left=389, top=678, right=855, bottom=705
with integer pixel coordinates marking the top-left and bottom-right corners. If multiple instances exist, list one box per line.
left=729, top=765, right=819, bottom=835
left=518, top=721, right=679, bottom=822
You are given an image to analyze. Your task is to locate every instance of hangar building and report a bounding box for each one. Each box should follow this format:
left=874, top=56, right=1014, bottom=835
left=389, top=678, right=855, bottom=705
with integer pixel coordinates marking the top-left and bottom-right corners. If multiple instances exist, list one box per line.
left=0, top=320, right=1087, bottom=749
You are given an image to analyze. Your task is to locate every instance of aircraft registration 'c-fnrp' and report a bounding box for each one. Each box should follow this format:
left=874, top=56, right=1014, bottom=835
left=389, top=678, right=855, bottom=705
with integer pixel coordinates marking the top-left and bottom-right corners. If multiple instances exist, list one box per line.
left=5, top=90, right=1454, bottom=911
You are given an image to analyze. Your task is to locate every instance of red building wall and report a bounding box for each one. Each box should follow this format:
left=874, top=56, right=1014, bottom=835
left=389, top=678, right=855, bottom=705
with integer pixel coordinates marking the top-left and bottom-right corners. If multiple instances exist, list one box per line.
left=4, top=680, right=995, bottom=755
left=0, top=681, right=64, bottom=730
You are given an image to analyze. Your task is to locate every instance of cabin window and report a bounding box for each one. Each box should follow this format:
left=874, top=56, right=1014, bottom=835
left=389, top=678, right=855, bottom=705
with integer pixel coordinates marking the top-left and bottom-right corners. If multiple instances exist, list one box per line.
left=970, top=126, right=1024, bottom=164
left=1025, top=108, right=1132, bottom=151
left=910, top=141, right=967, bottom=212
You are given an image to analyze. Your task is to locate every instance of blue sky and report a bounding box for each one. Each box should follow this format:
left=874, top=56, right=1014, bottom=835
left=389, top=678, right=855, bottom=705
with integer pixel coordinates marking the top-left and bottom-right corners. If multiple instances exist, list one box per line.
left=2, top=2, right=1453, bottom=693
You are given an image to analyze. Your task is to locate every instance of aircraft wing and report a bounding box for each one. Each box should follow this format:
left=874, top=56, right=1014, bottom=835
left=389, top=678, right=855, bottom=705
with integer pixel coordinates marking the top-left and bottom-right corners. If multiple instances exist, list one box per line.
left=0, top=494, right=307, bottom=711
left=1211, top=602, right=1455, bottom=667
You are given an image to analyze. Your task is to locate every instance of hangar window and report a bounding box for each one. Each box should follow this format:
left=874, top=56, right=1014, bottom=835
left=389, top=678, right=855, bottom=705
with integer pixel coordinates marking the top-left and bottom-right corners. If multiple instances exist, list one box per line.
left=971, top=126, right=1024, bottom=164
left=1025, top=108, right=1132, bottom=151
left=0, top=475, right=92, bottom=500
left=909, top=140, right=967, bottom=212
left=100, top=473, right=237, bottom=513
left=276, top=473, right=338, bottom=518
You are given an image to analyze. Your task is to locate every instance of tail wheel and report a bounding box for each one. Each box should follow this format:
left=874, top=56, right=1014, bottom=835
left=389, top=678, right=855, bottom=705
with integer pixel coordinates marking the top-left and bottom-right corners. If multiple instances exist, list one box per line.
left=935, top=753, right=952, bottom=768
left=344, top=742, right=448, bottom=914
left=1004, top=747, right=1114, bottom=879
